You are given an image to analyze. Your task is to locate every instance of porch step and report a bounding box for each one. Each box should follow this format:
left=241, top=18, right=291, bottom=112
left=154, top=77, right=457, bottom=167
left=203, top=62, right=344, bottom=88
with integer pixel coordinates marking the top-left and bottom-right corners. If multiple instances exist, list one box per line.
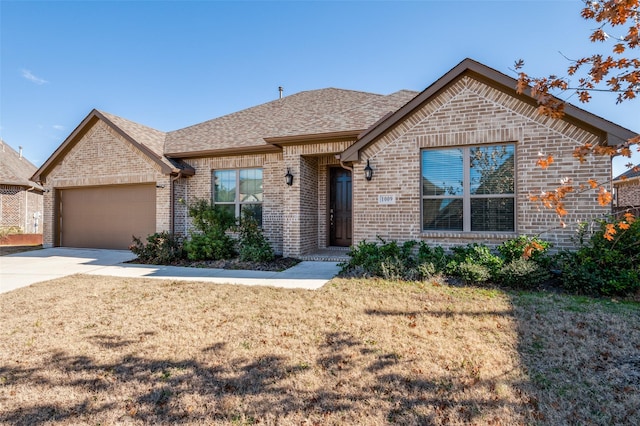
left=298, top=247, right=351, bottom=262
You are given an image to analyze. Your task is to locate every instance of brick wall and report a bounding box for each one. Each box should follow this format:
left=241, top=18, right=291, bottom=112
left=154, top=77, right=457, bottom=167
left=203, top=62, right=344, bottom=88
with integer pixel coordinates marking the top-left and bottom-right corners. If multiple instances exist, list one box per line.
left=1, top=185, right=44, bottom=234
left=354, top=75, right=610, bottom=251
left=180, top=152, right=285, bottom=254
left=0, top=186, right=21, bottom=229
left=41, top=120, right=169, bottom=247
left=281, top=142, right=352, bottom=257
left=616, top=179, right=640, bottom=208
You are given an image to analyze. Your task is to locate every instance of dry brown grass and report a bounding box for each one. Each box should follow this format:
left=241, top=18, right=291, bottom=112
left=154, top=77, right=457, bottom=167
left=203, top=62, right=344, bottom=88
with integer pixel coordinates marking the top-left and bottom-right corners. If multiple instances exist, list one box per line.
left=0, top=276, right=638, bottom=425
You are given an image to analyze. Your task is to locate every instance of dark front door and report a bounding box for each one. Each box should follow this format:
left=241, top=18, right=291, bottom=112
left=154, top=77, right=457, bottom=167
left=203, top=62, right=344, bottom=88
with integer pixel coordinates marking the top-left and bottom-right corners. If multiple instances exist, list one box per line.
left=330, top=168, right=352, bottom=247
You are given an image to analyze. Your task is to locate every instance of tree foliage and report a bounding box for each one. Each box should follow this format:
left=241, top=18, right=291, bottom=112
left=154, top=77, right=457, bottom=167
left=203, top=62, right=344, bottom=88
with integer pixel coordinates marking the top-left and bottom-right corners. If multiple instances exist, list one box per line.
left=515, top=0, right=640, bottom=238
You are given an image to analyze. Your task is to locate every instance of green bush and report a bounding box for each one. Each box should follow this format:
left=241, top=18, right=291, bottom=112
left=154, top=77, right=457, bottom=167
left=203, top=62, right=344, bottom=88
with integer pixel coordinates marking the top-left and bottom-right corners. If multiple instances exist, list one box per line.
left=341, top=238, right=438, bottom=281
left=130, top=231, right=184, bottom=264
left=497, top=235, right=551, bottom=266
left=455, top=262, right=491, bottom=284
left=184, top=199, right=236, bottom=261
left=557, top=215, right=640, bottom=296
left=446, top=244, right=503, bottom=281
left=416, top=242, right=448, bottom=274
left=497, top=258, right=551, bottom=289
left=236, top=209, right=274, bottom=262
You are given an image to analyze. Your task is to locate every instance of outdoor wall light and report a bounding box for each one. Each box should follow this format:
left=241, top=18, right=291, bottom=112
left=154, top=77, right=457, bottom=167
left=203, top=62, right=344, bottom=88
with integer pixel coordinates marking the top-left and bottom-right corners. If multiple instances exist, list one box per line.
left=364, top=159, right=373, bottom=181
left=156, top=184, right=166, bottom=189
left=285, top=168, right=294, bottom=186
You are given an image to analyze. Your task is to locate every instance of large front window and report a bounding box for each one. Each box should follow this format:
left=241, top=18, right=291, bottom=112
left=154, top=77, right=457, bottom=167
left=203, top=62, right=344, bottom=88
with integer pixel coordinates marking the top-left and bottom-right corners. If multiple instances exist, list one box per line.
left=421, top=144, right=515, bottom=232
left=213, top=168, right=263, bottom=224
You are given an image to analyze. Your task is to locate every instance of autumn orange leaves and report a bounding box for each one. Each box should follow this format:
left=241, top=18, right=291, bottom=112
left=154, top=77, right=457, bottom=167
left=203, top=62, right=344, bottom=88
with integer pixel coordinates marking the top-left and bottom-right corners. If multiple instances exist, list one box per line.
left=516, top=0, right=639, bottom=239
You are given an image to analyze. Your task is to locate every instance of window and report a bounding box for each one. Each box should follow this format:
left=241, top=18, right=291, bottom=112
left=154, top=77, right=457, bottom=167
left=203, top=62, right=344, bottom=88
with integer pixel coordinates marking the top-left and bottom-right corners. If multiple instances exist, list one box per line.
left=421, top=144, right=515, bottom=232
left=213, top=168, right=263, bottom=224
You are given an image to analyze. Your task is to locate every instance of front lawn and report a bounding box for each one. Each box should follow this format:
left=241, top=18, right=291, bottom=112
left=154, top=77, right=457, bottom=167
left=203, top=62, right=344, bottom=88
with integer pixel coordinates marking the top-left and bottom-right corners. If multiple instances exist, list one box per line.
left=1, top=276, right=638, bottom=425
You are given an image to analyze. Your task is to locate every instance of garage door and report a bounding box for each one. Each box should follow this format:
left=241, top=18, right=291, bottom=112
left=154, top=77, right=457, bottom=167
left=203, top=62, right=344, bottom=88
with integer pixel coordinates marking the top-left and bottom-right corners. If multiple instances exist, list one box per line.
left=58, top=184, right=156, bottom=249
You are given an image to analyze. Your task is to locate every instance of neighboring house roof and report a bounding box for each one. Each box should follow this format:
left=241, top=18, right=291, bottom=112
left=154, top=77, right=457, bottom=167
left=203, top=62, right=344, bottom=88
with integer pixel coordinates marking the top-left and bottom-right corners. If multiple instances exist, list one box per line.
left=164, top=88, right=418, bottom=157
left=341, top=58, right=638, bottom=162
left=614, top=164, right=640, bottom=183
left=0, top=140, right=42, bottom=190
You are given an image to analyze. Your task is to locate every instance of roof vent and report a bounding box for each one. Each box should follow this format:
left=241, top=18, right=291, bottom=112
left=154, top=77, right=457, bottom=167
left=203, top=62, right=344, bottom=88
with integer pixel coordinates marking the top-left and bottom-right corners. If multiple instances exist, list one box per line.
left=278, top=86, right=283, bottom=99
left=19, top=146, right=23, bottom=159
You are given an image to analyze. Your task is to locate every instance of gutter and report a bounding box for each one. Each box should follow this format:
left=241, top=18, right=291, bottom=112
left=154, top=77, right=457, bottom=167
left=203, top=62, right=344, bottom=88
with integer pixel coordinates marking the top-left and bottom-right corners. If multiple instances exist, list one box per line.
left=170, top=171, right=184, bottom=235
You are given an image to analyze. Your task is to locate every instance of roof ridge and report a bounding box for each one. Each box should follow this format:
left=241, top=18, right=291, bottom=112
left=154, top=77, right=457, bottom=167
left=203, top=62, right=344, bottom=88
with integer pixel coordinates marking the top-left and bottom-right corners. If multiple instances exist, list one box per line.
left=166, top=87, right=383, bottom=137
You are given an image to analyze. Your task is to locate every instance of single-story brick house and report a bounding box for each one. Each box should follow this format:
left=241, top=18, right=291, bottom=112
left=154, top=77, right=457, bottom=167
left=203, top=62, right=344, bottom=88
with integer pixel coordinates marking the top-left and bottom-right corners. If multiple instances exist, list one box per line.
left=613, top=165, right=640, bottom=211
left=1, top=140, right=44, bottom=236
left=32, top=59, right=637, bottom=255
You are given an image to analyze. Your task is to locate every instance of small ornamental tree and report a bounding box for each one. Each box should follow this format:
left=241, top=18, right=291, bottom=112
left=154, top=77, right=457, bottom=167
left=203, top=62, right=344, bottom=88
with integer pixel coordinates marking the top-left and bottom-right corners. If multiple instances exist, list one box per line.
left=515, top=0, right=639, bottom=240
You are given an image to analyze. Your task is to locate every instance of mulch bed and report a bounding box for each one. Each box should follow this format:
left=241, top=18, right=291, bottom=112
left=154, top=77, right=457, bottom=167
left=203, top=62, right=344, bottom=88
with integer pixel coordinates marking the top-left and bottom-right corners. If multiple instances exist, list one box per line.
left=0, top=245, right=42, bottom=256
left=128, top=256, right=301, bottom=272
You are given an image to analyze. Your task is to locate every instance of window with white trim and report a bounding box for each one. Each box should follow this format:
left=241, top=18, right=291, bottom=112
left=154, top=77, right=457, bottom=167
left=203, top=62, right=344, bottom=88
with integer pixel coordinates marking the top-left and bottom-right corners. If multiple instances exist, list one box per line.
left=212, top=168, right=263, bottom=225
left=421, top=144, right=515, bottom=232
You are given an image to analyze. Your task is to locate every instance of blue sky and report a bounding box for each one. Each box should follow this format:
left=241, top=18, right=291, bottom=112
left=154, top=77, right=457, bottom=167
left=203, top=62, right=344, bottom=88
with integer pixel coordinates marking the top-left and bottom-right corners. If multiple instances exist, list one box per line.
left=1, top=0, right=637, bottom=175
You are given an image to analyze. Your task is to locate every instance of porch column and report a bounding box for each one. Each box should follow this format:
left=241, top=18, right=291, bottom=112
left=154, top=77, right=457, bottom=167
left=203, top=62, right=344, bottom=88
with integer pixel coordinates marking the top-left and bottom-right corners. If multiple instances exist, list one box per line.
left=282, top=153, right=318, bottom=257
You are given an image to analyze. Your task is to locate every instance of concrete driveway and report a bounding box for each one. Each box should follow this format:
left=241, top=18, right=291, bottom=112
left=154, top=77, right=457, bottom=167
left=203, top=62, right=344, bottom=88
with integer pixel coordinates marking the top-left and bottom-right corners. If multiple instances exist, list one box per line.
left=0, top=248, right=340, bottom=294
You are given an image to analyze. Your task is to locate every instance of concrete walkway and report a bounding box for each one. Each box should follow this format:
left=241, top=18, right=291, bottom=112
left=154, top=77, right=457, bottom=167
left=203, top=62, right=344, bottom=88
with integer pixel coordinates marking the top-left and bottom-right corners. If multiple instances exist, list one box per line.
left=0, top=247, right=341, bottom=294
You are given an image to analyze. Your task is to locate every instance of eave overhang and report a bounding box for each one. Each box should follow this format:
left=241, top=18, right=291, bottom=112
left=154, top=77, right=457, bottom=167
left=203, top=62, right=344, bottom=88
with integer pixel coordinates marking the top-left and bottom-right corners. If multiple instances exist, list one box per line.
left=165, top=144, right=282, bottom=160
left=264, top=130, right=363, bottom=146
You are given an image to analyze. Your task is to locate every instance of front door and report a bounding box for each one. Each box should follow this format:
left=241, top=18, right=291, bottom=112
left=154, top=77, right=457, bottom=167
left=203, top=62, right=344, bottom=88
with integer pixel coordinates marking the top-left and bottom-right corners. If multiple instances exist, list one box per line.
left=329, top=168, right=352, bottom=247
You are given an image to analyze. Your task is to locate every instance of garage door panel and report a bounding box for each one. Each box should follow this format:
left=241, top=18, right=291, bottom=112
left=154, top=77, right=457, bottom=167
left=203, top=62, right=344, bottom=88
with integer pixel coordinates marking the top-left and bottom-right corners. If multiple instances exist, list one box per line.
left=60, top=185, right=156, bottom=249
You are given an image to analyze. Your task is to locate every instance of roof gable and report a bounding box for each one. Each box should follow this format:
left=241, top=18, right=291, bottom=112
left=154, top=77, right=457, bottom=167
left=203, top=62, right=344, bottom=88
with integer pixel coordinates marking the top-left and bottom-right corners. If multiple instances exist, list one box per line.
left=341, top=58, right=638, bottom=162
left=0, top=140, right=42, bottom=189
left=32, top=110, right=183, bottom=183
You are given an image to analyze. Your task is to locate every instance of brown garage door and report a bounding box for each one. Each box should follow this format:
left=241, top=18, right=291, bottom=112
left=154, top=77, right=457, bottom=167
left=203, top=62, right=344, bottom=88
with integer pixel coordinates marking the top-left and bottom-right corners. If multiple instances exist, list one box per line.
left=58, top=184, right=156, bottom=249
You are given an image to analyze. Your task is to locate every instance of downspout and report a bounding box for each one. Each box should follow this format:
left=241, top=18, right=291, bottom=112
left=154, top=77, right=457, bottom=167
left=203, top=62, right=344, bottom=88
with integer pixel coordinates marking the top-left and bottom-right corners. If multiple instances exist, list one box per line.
left=25, top=186, right=36, bottom=233
left=170, top=171, right=184, bottom=235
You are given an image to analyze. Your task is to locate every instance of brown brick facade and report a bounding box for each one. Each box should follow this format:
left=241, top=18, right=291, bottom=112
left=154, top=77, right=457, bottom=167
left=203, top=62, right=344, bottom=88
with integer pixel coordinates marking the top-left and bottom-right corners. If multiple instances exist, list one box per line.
left=40, top=120, right=170, bottom=247
left=354, top=76, right=610, bottom=251
left=177, top=153, right=285, bottom=254
left=33, top=61, right=628, bottom=255
left=615, top=179, right=640, bottom=208
left=0, top=185, right=43, bottom=233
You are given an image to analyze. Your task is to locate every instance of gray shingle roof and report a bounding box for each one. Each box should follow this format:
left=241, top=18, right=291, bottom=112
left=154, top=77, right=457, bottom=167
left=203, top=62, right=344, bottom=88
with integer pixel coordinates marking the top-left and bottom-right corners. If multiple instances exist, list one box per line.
left=0, top=140, right=42, bottom=189
left=614, top=164, right=640, bottom=181
left=165, top=88, right=418, bottom=155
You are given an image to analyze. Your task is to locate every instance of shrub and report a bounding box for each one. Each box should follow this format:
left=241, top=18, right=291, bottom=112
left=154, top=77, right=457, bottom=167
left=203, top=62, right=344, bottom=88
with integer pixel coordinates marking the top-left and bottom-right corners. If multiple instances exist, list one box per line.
left=557, top=215, right=640, bottom=296
left=342, top=238, right=433, bottom=281
left=130, top=231, right=184, bottom=264
left=497, top=258, right=551, bottom=289
left=0, top=226, right=23, bottom=240
left=416, top=242, right=448, bottom=274
left=184, top=199, right=236, bottom=261
left=447, top=244, right=503, bottom=282
left=456, top=262, right=491, bottom=284
left=497, top=235, right=551, bottom=266
left=236, top=209, right=274, bottom=262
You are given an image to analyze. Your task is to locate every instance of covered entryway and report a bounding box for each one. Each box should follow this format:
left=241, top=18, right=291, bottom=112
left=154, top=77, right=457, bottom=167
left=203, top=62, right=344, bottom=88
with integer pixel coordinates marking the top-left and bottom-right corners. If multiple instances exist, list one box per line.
left=329, top=168, right=352, bottom=247
left=57, top=184, right=156, bottom=249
